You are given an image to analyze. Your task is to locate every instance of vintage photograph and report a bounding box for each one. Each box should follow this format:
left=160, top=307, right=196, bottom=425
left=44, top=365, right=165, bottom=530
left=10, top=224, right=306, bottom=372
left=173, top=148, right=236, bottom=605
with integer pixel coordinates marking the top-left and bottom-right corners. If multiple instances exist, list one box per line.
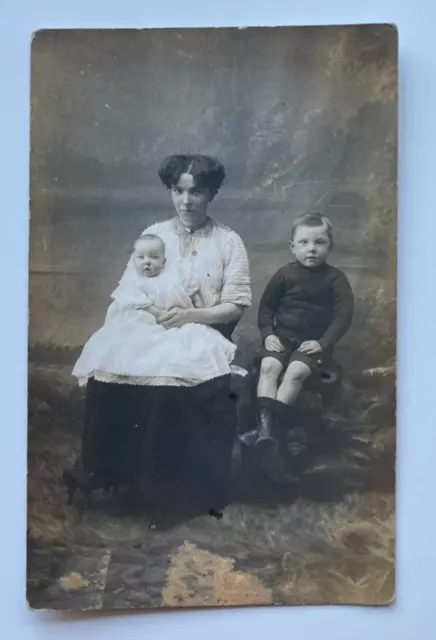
left=27, top=25, right=397, bottom=610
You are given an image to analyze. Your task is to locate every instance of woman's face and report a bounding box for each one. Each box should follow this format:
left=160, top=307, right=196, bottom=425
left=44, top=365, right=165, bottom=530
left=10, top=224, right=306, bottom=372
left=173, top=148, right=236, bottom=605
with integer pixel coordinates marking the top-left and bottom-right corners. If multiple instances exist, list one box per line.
left=171, top=173, right=211, bottom=229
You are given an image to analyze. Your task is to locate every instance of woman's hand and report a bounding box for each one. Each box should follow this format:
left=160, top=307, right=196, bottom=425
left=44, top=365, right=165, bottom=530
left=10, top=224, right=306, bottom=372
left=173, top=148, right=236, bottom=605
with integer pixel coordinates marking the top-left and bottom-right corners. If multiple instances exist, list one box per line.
left=265, top=335, right=285, bottom=352
left=158, top=307, right=194, bottom=329
left=298, top=340, right=322, bottom=355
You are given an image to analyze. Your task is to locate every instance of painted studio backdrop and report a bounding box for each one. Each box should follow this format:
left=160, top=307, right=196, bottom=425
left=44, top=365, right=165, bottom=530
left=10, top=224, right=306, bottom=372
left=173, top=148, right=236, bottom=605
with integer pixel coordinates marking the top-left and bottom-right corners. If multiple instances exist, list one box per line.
left=28, top=26, right=397, bottom=610
left=30, top=26, right=396, bottom=368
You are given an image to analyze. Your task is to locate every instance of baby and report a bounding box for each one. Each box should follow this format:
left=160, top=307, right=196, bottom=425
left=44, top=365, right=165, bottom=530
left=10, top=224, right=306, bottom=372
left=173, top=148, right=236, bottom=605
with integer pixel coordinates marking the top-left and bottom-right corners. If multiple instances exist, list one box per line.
left=72, top=234, right=236, bottom=387
left=240, top=212, right=354, bottom=451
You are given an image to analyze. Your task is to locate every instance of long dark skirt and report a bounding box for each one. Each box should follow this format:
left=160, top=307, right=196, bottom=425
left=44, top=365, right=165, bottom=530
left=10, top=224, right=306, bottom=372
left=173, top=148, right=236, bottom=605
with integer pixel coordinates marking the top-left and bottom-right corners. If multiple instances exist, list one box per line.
left=81, top=375, right=237, bottom=519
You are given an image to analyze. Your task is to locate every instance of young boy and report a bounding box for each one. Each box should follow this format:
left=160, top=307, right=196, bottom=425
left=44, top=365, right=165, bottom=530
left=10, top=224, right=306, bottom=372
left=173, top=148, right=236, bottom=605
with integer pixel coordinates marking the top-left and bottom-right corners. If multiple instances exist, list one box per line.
left=240, top=212, right=354, bottom=452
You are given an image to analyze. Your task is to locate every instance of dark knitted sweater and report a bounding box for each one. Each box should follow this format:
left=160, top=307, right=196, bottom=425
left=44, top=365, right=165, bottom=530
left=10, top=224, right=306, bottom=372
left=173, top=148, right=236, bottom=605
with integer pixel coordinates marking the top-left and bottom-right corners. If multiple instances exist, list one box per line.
left=258, top=261, right=354, bottom=351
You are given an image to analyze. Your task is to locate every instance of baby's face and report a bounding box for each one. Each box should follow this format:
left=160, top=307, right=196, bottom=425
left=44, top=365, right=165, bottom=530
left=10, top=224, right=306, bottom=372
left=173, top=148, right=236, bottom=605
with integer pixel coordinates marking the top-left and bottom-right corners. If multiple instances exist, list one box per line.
left=290, top=224, right=332, bottom=268
left=133, top=238, right=165, bottom=277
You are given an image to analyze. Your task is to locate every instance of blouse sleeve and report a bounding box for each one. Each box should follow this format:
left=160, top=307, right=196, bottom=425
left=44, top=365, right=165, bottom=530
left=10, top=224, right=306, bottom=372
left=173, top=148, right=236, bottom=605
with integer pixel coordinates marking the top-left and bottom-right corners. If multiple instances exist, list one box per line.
left=220, top=232, right=252, bottom=307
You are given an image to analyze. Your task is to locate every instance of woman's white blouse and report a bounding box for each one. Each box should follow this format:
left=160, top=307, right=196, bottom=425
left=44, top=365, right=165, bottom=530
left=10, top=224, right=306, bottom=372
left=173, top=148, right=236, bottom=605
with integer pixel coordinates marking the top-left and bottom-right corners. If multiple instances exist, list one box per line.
left=141, top=217, right=252, bottom=309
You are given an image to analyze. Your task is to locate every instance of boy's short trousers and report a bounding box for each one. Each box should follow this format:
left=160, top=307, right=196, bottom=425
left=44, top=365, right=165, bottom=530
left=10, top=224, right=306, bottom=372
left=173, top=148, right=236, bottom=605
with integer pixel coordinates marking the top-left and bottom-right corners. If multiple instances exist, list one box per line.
left=257, top=338, right=341, bottom=384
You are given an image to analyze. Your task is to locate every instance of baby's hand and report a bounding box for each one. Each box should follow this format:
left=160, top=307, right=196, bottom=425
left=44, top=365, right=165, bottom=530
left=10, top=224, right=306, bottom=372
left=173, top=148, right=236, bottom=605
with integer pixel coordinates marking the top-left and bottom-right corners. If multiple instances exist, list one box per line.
left=154, top=308, right=167, bottom=321
left=146, top=304, right=167, bottom=321
left=298, top=340, right=322, bottom=355
left=265, top=335, right=285, bottom=352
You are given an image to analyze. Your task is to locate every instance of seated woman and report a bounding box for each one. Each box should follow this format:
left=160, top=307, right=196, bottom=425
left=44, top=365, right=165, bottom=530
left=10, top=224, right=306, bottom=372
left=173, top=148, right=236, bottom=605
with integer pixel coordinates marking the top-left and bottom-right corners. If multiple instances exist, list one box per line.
left=66, top=154, right=252, bottom=525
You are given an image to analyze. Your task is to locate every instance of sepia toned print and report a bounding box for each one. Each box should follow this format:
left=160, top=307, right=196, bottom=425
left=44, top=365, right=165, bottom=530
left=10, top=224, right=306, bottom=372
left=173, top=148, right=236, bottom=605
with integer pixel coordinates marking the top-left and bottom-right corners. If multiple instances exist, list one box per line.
left=27, top=25, right=397, bottom=610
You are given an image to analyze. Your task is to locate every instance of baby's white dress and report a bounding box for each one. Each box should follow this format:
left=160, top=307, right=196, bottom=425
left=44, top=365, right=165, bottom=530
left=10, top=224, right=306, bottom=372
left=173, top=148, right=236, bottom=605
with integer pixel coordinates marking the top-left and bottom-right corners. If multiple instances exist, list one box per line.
left=72, top=260, right=237, bottom=387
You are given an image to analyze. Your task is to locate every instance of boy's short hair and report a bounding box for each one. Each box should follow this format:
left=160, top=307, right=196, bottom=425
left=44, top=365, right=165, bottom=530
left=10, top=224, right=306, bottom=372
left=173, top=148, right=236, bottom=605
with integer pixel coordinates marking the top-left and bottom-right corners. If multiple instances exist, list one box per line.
left=290, top=212, right=334, bottom=244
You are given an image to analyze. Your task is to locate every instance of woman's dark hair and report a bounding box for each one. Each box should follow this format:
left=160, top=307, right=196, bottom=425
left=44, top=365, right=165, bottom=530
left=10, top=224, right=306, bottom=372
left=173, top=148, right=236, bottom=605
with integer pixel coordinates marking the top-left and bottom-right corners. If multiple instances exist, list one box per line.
left=158, top=154, right=226, bottom=200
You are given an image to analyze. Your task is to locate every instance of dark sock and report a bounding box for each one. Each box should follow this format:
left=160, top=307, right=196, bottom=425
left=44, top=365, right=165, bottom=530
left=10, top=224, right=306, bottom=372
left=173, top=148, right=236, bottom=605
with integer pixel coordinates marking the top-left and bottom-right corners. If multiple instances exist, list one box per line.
left=275, top=399, right=289, bottom=417
left=275, top=400, right=297, bottom=429
left=257, top=396, right=278, bottom=412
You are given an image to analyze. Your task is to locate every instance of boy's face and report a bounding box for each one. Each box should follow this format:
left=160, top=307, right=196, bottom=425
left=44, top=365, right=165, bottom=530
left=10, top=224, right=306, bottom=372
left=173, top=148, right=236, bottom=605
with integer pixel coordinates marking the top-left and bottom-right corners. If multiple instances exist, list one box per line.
left=290, top=224, right=332, bottom=268
left=133, top=238, right=166, bottom=277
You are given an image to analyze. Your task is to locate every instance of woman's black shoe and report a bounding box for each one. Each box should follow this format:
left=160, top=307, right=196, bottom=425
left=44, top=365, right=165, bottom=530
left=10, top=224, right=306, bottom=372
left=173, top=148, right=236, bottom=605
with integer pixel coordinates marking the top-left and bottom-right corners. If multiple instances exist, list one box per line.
left=62, top=467, right=115, bottom=505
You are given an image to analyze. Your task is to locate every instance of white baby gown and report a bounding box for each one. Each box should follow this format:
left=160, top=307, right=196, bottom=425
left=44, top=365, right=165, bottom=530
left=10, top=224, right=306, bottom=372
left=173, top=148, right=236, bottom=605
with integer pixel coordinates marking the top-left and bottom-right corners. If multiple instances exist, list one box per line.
left=72, top=259, right=237, bottom=387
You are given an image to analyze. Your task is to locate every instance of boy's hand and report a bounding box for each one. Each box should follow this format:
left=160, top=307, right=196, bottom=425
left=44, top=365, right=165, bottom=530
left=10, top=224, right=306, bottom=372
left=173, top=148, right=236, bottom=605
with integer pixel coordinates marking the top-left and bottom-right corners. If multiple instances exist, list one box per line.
left=265, top=335, right=285, bottom=352
left=298, top=340, right=322, bottom=355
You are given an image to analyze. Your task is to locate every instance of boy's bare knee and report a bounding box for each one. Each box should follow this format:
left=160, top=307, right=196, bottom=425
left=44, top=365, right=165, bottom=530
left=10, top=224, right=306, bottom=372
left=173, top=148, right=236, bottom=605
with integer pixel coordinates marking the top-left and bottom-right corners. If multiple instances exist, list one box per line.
left=283, top=361, right=311, bottom=383
left=260, top=357, right=282, bottom=379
